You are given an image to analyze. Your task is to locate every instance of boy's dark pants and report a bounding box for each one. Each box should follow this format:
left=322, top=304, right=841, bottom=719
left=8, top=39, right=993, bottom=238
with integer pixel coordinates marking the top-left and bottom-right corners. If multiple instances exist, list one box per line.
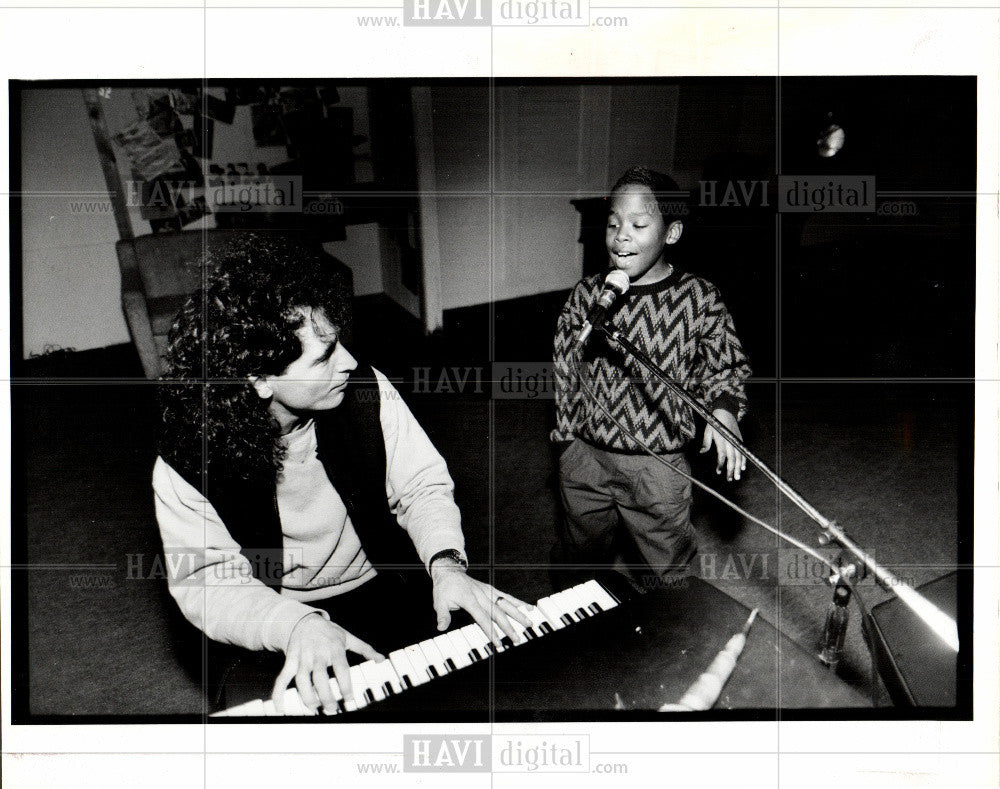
left=552, top=439, right=696, bottom=589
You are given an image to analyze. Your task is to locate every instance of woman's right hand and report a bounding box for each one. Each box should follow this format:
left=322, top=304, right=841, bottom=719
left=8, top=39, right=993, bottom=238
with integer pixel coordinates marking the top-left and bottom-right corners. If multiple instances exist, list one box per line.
left=273, top=612, right=384, bottom=713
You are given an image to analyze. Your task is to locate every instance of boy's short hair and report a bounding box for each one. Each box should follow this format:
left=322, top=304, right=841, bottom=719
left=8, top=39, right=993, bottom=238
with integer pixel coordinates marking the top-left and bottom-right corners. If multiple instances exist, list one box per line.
left=610, top=166, right=687, bottom=223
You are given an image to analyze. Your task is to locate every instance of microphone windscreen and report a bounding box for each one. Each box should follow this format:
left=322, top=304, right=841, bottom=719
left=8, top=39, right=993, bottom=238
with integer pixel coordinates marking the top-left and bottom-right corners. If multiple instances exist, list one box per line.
left=605, top=269, right=630, bottom=295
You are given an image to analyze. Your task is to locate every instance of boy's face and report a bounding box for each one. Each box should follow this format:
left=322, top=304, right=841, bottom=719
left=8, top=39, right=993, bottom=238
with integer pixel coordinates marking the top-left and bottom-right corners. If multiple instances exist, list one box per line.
left=253, top=307, right=358, bottom=423
left=606, top=184, right=682, bottom=285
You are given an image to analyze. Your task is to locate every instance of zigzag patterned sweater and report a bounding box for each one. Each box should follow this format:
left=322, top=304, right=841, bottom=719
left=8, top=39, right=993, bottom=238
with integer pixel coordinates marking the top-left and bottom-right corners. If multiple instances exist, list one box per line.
left=552, top=268, right=752, bottom=454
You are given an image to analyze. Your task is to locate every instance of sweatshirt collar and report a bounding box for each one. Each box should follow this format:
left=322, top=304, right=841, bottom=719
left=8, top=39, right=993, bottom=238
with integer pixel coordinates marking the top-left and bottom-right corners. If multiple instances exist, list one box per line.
left=624, top=265, right=682, bottom=297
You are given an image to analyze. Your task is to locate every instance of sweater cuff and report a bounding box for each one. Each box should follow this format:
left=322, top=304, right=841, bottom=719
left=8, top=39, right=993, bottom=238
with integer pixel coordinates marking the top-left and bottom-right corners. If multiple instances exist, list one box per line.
left=550, top=427, right=575, bottom=444
left=709, top=394, right=741, bottom=420
left=419, top=533, right=466, bottom=574
left=264, top=598, right=332, bottom=653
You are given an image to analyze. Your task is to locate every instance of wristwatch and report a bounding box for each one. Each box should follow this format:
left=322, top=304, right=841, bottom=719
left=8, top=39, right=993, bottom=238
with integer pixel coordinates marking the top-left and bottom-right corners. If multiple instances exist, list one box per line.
left=429, top=548, right=469, bottom=572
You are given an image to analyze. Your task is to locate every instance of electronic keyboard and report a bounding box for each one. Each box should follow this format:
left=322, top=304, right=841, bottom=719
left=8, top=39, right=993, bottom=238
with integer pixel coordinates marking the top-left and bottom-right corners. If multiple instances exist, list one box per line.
left=212, top=578, right=620, bottom=716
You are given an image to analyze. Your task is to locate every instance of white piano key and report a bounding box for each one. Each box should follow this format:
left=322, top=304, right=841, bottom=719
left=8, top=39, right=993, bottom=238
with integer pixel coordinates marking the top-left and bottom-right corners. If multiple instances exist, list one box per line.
left=403, top=643, right=435, bottom=683
left=235, top=698, right=266, bottom=716
left=523, top=603, right=556, bottom=636
left=562, top=584, right=595, bottom=620
left=468, top=621, right=507, bottom=653
left=489, top=622, right=509, bottom=651
left=566, top=580, right=603, bottom=615
left=517, top=612, right=540, bottom=642
left=280, top=686, right=318, bottom=716
left=389, top=648, right=424, bottom=688
left=494, top=612, right=528, bottom=646
left=433, top=632, right=466, bottom=670
left=374, top=658, right=403, bottom=696
left=459, top=623, right=492, bottom=660
left=349, top=664, right=372, bottom=708
left=445, top=629, right=474, bottom=667
left=535, top=596, right=567, bottom=630
left=580, top=578, right=619, bottom=610
left=488, top=620, right=511, bottom=649
left=417, top=638, right=450, bottom=678
left=358, top=661, right=385, bottom=702
left=327, top=675, right=346, bottom=708
left=547, top=590, right=580, bottom=625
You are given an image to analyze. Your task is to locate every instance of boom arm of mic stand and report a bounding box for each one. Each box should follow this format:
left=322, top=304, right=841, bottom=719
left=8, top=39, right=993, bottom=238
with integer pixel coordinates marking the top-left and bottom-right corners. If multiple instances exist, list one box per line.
left=600, top=326, right=959, bottom=653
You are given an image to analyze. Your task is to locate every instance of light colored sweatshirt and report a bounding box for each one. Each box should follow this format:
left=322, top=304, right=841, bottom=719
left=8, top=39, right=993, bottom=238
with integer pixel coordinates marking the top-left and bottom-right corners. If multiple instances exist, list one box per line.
left=153, top=369, right=464, bottom=654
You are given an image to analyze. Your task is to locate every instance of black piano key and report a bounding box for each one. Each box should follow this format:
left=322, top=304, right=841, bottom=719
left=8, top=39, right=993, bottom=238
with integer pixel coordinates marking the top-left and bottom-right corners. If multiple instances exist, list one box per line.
left=469, top=649, right=483, bottom=662
left=561, top=614, right=575, bottom=626
left=403, top=676, right=414, bottom=689
left=540, top=622, right=554, bottom=635
left=365, top=689, right=376, bottom=705
left=446, top=658, right=458, bottom=672
left=337, top=699, right=347, bottom=714
left=501, top=636, right=514, bottom=650
left=383, top=682, right=394, bottom=696
left=575, top=607, right=590, bottom=619
left=523, top=627, right=538, bottom=640
left=485, top=643, right=497, bottom=655
left=428, top=665, right=439, bottom=680
left=590, top=602, right=603, bottom=613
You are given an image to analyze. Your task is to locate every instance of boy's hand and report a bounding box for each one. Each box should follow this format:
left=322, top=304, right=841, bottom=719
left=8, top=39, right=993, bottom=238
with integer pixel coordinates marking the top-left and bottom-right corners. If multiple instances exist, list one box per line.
left=700, top=408, right=746, bottom=481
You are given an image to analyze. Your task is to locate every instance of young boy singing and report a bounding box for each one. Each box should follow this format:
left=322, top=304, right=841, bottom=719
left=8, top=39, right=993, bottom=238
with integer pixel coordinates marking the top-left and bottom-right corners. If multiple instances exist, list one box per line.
left=552, top=166, right=752, bottom=582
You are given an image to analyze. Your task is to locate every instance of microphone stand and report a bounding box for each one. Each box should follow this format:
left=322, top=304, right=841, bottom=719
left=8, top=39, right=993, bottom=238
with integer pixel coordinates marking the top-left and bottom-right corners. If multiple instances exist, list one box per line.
left=597, top=325, right=960, bottom=660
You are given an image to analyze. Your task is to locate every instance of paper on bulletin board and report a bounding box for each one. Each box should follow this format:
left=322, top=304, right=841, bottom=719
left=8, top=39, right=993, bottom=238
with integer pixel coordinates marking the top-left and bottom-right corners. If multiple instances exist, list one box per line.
left=113, top=119, right=183, bottom=182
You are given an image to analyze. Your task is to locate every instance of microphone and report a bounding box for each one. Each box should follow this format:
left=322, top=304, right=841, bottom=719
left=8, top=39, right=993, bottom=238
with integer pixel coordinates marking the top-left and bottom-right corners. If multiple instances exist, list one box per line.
left=573, top=270, right=630, bottom=351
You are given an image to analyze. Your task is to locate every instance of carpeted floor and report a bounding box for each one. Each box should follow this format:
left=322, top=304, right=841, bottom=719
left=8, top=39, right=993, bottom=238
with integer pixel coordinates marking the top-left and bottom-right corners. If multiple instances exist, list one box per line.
left=14, top=296, right=969, bottom=717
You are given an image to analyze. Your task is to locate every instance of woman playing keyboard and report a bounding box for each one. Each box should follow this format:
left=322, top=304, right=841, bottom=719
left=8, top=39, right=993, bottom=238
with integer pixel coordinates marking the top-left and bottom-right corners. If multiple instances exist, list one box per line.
left=153, top=235, right=531, bottom=715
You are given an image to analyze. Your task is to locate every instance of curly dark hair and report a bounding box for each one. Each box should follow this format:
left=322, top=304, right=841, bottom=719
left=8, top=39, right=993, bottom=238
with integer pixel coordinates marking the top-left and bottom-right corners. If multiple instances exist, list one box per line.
left=157, top=233, right=353, bottom=482
left=610, top=165, right=686, bottom=224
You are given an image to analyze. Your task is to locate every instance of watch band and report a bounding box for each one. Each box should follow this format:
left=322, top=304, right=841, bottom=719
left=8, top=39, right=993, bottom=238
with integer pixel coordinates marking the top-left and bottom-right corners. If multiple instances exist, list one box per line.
left=428, top=548, right=468, bottom=571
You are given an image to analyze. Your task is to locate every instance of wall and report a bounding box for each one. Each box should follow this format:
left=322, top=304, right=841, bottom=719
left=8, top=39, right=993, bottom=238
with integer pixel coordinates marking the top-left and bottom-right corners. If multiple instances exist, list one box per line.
left=424, top=82, right=681, bottom=311
left=20, top=89, right=130, bottom=357
left=19, top=86, right=385, bottom=357
left=672, top=79, right=774, bottom=189
left=425, top=84, right=492, bottom=311
left=322, top=224, right=382, bottom=296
